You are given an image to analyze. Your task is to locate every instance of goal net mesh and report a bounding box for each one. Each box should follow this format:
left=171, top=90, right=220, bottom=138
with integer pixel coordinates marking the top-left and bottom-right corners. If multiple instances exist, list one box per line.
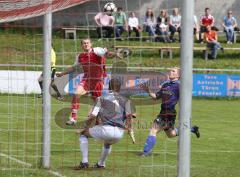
left=0, top=0, right=90, bottom=23
left=0, top=0, right=239, bottom=177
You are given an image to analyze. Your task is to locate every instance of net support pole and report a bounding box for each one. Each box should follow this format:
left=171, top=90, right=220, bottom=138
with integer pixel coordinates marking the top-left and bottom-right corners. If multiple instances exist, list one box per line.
left=178, top=0, right=194, bottom=177
left=42, top=6, right=52, bottom=168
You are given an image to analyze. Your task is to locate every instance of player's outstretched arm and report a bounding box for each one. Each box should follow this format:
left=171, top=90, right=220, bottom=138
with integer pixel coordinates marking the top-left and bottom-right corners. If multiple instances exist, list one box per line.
left=106, top=50, right=123, bottom=59
left=139, top=83, right=157, bottom=100
left=56, top=65, right=77, bottom=77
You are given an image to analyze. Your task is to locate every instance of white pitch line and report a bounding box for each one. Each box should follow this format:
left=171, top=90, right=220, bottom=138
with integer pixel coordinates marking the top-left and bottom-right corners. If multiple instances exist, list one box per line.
left=0, top=152, right=66, bottom=177
left=49, top=170, right=66, bottom=177
left=139, top=164, right=176, bottom=168
left=0, top=153, right=32, bottom=167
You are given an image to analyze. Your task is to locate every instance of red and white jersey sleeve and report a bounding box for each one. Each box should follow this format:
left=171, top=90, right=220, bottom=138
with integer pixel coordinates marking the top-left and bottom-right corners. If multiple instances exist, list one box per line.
left=93, top=47, right=108, bottom=57
left=77, top=48, right=107, bottom=80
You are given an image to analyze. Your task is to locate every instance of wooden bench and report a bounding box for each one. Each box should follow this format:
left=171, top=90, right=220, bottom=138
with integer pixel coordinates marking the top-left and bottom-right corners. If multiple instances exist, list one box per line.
left=217, top=30, right=239, bottom=43
left=115, top=45, right=240, bottom=60
left=194, top=47, right=240, bottom=60
left=62, top=26, right=96, bottom=40
left=115, top=45, right=180, bottom=59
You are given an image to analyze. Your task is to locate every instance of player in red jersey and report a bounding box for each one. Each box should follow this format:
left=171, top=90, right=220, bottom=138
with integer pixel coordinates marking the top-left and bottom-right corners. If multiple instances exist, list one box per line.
left=56, top=38, right=119, bottom=125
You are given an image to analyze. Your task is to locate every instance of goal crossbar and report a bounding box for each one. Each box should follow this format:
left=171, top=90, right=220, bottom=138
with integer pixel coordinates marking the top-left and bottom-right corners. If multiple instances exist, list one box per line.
left=0, top=0, right=91, bottom=23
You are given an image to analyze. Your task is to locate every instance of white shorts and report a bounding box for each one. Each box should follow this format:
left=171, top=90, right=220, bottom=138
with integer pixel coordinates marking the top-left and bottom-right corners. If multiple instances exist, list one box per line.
left=89, top=125, right=125, bottom=144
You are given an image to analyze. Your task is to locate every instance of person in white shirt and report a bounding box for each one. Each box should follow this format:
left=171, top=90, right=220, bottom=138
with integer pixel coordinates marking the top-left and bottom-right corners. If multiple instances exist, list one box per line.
left=155, top=10, right=171, bottom=42
left=144, top=8, right=156, bottom=38
left=169, top=8, right=181, bottom=42
left=128, top=12, right=140, bottom=39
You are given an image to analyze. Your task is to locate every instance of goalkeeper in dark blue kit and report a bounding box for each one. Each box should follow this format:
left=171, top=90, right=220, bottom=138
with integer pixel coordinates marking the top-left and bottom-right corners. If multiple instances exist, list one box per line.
left=139, top=67, right=200, bottom=156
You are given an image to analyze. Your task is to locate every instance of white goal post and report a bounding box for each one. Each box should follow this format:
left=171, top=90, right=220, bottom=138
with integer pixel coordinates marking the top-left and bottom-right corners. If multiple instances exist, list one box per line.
left=0, top=0, right=91, bottom=169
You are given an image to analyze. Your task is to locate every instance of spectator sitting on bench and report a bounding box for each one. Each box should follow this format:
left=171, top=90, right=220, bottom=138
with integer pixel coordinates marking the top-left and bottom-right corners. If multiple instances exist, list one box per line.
left=94, top=10, right=114, bottom=40
left=199, top=7, right=218, bottom=43
left=221, top=10, right=238, bottom=44
left=155, top=10, right=171, bottom=43
left=128, top=12, right=141, bottom=40
left=169, top=8, right=181, bottom=42
left=113, top=7, right=128, bottom=40
left=143, top=8, right=156, bottom=41
left=205, top=25, right=224, bottom=59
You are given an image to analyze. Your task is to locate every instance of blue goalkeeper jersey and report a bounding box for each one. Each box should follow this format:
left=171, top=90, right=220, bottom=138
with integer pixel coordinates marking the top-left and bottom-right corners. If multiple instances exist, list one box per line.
left=155, top=80, right=180, bottom=111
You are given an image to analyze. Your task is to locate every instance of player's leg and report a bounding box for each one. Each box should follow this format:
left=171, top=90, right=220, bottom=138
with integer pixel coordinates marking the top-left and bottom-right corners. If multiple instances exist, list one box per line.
left=76, top=129, right=92, bottom=169
left=172, top=126, right=200, bottom=138
left=66, top=84, right=87, bottom=125
left=191, top=126, right=200, bottom=138
left=37, top=73, right=43, bottom=98
left=165, top=128, right=178, bottom=138
left=142, top=119, right=162, bottom=156
left=94, top=143, right=111, bottom=168
left=51, top=80, right=63, bottom=100
left=164, top=118, right=178, bottom=138
left=90, top=81, right=103, bottom=125
left=90, top=125, right=124, bottom=168
left=50, top=68, right=63, bottom=100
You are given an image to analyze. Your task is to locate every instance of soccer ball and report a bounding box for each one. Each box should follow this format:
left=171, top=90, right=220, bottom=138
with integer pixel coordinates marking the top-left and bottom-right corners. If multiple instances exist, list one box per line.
left=104, top=2, right=116, bottom=14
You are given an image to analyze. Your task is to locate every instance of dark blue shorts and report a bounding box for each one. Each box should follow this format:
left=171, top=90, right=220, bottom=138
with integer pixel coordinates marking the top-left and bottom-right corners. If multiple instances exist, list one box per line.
left=154, top=109, right=176, bottom=130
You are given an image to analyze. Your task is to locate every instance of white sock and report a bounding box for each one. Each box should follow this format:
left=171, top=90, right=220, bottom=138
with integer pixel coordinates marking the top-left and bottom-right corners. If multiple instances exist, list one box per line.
left=98, top=144, right=111, bottom=167
left=79, top=135, right=88, bottom=163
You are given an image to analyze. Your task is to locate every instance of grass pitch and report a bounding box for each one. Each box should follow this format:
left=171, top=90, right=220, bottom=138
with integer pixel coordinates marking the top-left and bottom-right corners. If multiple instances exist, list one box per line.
left=0, top=95, right=239, bottom=177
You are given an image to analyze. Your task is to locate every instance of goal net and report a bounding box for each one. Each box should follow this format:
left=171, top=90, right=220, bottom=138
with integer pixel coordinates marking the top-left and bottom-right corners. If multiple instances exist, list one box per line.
left=0, top=0, right=239, bottom=177
left=0, top=0, right=91, bottom=23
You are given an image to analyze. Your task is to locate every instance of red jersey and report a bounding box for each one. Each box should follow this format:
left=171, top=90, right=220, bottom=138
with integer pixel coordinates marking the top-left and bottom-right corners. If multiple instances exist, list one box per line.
left=200, top=15, right=215, bottom=26
left=77, top=48, right=106, bottom=81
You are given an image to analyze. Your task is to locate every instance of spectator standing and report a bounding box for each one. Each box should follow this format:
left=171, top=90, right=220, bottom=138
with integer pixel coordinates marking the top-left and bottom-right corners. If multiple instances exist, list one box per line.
left=113, top=7, right=128, bottom=40
left=169, top=8, right=181, bottom=42
left=155, top=10, right=171, bottom=43
left=94, top=11, right=114, bottom=39
left=128, top=12, right=140, bottom=39
left=222, top=10, right=238, bottom=44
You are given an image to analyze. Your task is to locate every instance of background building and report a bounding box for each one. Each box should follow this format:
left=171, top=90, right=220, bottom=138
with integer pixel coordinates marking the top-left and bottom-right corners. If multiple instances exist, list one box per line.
left=2, top=0, right=240, bottom=30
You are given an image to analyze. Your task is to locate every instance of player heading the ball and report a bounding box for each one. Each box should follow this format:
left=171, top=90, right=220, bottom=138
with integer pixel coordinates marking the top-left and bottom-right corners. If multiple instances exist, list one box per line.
left=56, top=38, right=121, bottom=125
